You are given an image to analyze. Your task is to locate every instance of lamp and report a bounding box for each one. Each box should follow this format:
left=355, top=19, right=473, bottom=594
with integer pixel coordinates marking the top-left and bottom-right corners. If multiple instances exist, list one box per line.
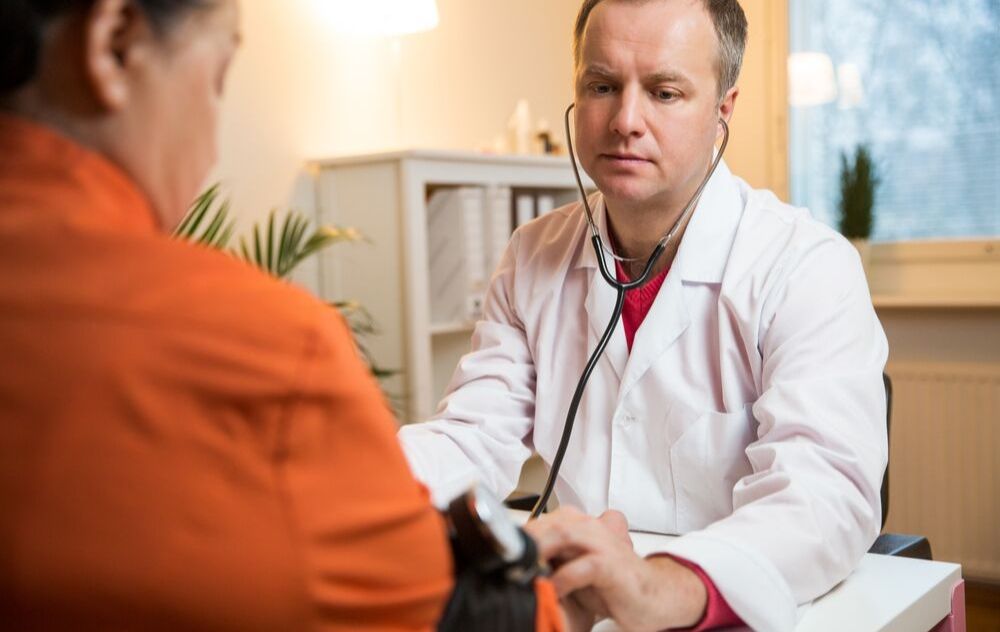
left=787, top=52, right=838, bottom=107
left=314, top=0, right=442, bottom=149
left=325, top=0, right=440, bottom=36
left=837, top=63, right=865, bottom=109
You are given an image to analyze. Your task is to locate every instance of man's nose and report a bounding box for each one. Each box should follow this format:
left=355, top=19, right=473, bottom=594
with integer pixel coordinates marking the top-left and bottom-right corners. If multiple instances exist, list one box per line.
left=609, top=87, right=647, bottom=139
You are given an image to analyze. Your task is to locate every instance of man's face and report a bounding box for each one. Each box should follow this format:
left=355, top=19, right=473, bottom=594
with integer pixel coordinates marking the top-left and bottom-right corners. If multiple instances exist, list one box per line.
left=574, top=0, right=730, bottom=211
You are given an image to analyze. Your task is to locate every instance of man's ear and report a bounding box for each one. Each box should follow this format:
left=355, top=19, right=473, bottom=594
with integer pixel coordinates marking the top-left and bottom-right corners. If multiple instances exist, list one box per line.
left=83, top=0, right=154, bottom=110
left=719, top=85, right=739, bottom=125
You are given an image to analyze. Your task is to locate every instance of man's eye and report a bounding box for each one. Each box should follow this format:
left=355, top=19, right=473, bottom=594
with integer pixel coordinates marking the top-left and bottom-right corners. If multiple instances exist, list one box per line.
left=591, top=83, right=613, bottom=95
left=655, top=89, right=678, bottom=101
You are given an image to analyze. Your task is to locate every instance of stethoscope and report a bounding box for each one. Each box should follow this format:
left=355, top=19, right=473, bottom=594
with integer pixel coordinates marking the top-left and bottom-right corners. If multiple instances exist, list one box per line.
left=528, top=103, right=730, bottom=519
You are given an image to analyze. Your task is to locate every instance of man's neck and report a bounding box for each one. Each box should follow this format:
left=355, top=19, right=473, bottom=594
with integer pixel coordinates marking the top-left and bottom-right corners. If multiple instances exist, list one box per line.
left=604, top=188, right=698, bottom=280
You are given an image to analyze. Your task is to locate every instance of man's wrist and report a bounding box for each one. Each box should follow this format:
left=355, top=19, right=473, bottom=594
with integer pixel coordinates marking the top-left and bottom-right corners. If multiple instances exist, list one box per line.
left=646, top=555, right=708, bottom=629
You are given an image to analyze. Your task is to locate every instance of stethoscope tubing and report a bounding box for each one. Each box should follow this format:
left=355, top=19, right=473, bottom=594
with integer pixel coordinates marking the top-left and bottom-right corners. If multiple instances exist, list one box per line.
left=528, top=104, right=729, bottom=519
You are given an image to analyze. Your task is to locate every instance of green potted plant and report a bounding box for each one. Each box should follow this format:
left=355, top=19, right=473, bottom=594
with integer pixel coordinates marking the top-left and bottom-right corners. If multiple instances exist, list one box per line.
left=838, top=145, right=879, bottom=276
left=174, top=185, right=400, bottom=409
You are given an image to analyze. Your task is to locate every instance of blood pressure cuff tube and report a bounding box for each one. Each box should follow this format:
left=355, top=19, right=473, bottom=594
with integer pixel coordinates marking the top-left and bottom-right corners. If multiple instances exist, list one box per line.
left=436, top=529, right=541, bottom=631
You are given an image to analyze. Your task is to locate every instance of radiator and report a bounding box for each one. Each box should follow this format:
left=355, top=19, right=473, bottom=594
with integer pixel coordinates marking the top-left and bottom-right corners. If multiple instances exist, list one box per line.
left=885, top=361, right=1000, bottom=582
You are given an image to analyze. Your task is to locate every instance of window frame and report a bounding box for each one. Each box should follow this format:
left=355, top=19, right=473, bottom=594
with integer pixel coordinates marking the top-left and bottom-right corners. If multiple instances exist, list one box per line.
left=761, top=1, right=999, bottom=306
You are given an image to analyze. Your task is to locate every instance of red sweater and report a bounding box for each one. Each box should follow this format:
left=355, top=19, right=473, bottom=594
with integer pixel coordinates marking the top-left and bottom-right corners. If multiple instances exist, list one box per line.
left=615, top=259, right=742, bottom=631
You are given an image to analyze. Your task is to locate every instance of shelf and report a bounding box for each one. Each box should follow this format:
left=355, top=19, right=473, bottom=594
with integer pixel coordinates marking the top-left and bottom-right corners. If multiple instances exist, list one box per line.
left=315, top=149, right=591, bottom=420
left=311, top=148, right=574, bottom=170
left=430, top=321, right=477, bottom=336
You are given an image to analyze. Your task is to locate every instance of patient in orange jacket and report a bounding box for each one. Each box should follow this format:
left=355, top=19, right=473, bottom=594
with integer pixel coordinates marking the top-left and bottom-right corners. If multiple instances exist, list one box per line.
left=0, top=1, right=566, bottom=630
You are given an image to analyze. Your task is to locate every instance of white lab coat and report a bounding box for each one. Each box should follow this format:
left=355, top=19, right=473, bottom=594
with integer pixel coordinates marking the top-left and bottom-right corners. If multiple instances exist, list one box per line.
left=399, top=160, right=888, bottom=632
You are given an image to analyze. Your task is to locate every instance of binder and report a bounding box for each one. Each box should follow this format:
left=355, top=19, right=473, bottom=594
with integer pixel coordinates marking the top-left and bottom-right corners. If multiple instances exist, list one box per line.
left=485, top=186, right=513, bottom=277
left=514, top=193, right=535, bottom=227
left=536, top=194, right=556, bottom=216
left=426, top=187, right=488, bottom=324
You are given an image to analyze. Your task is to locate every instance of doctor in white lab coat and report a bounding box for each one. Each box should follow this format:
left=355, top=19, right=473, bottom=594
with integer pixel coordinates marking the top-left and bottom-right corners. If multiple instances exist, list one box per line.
left=400, top=1, right=888, bottom=630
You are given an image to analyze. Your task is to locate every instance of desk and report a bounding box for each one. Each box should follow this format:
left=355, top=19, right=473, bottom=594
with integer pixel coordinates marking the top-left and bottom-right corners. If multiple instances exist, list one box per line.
left=513, top=513, right=965, bottom=632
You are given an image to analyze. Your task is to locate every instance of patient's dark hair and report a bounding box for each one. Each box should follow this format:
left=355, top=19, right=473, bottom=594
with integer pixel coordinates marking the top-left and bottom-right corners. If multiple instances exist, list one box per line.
left=0, top=0, right=209, bottom=94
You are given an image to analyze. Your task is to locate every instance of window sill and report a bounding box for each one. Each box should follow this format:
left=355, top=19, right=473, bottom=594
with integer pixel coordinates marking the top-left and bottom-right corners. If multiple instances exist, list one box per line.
left=871, top=238, right=998, bottom=264
left=866, top=238, right=999, bottom=309
left=872, top=295, right=1000, bottom=310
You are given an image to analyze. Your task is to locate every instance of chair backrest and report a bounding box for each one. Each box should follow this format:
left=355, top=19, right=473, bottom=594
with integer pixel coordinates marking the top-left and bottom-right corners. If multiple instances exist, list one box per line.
left=881, top=372, right=892, bottom=531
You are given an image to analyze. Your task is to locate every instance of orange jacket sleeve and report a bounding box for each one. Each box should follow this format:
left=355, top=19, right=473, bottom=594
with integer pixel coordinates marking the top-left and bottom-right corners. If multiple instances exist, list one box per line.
left=534, top=578, right=565, bottom=632
left=278, top=309, right=454, bottom=630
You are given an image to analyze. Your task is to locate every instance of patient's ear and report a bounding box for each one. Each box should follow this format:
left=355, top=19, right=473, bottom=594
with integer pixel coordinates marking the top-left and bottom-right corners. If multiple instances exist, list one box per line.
left=83, top=0, right=157, bottom=110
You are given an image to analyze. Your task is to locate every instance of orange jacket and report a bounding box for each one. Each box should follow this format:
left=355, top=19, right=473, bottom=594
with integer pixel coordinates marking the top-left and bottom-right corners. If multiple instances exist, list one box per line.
left=0, top=114, right=454, bottom=631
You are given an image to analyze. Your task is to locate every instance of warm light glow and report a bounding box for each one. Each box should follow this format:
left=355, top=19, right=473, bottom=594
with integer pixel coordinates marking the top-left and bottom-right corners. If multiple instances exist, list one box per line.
left=323, top=0, right=440, bottom=36
left=837, top=63, right=865, bottom=109
left=788, top=52, right=838, bottom=107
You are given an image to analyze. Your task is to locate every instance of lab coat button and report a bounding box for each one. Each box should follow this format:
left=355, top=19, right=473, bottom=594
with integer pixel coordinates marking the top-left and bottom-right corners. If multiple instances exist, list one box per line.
left=615, top=413, right=635, bottom=426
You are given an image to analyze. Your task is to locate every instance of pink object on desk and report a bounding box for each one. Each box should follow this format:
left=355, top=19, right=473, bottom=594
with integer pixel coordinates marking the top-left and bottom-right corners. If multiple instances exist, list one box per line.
left=929, top=580, right=966, bottom=632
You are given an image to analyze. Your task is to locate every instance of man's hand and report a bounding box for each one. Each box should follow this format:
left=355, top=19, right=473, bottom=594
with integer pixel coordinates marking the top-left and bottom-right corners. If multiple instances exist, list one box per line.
left=524, top=507, right=708, bottom=632
left=559, top=592, right=598, bottom=632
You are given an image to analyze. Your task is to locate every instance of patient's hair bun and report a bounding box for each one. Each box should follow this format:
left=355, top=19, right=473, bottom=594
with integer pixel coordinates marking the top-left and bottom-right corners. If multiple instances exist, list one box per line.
left=0, top=0, right=42, bottom=94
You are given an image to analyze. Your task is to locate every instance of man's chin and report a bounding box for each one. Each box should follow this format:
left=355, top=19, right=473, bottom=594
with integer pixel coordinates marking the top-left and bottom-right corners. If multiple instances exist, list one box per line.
left=594, top=177, right=657, bottom=207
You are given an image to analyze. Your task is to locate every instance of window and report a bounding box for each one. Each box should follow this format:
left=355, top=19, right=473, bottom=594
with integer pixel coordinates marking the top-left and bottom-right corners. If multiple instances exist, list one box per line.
left=788, top=0, right=999, bottom=242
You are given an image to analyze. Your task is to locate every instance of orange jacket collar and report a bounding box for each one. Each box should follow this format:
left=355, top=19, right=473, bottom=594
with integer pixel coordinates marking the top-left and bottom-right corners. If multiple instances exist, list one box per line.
left=0, top=112, right=159, bottom=234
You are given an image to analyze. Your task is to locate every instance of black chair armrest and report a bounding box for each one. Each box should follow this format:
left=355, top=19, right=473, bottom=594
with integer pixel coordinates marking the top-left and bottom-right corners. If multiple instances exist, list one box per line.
left=869, top=533, right=933, bottom=559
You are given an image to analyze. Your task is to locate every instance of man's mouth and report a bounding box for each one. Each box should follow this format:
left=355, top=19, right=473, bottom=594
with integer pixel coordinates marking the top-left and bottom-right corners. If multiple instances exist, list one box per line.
left=600, top=153, right=652, bottom=164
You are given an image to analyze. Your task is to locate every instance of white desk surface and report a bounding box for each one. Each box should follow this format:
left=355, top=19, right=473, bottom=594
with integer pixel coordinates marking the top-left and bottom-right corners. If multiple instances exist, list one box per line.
left=512, top=512, right=961, bottom=632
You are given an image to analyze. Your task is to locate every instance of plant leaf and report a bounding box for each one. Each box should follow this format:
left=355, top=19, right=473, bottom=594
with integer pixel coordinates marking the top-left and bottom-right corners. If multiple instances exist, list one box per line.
left=252, top=222, right=264, bottom=269
left=276, top=212, right=296, bottom=277
left=239, top=235, right=251, bottom=261
left=264, top=210, right=276, bottom=274
left=199, top=199, right=230, bottom=247
left=174, top=183, right=219, bottom=238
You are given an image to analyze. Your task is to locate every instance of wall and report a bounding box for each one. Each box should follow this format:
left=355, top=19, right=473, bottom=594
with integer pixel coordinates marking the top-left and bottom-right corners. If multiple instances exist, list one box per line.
left=211, top=0, right=580, bottom=238
left=210, top=0, right=791, bottom=292
left=726, top=0, right=789, bottom=199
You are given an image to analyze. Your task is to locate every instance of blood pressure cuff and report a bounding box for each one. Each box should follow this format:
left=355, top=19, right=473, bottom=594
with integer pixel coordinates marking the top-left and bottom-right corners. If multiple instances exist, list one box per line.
left=436, top=487, right=564, bottom=631
left=436, top=562, right=538, bottom=632
left=437, top=526, right=563, bottom=631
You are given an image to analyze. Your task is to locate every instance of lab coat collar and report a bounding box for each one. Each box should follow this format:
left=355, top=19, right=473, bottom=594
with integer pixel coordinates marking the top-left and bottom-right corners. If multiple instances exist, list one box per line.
left=569, top=191, right=614, bottom=273
left=672, top=158, right=743, bottom=284
left=574, top=159, right=742, bottom=394
left=572, top=159, right=743, bottom=285
left=583, top=245, right=630, bottom=382
left=577, top=194, right=629, bottom=381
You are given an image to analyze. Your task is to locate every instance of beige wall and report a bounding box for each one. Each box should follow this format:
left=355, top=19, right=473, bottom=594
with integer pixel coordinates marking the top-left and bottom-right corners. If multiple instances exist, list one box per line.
left=725, top=0, right=789, bottom=199
left=211, top=0, right=791, bottom=252
left=212, top=0, right=580, bottom=234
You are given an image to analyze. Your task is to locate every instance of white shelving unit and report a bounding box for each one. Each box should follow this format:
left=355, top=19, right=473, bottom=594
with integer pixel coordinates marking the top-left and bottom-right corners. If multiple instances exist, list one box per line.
left=312, top=149, right=592, bottom=422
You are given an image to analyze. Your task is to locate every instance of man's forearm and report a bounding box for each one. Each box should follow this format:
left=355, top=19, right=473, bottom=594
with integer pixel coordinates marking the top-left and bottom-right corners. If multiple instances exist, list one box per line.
left=646, top=556, right=708, bottom=629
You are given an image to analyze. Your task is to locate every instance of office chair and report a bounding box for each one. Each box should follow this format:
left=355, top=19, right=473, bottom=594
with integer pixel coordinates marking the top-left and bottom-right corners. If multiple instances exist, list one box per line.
left=868, top=372, right=933, bottom=559
left=507, top=374, right=934, bottom=559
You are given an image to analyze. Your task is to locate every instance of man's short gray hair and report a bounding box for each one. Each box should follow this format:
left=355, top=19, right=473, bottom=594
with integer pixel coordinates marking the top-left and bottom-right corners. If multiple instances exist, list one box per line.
left=573, top=0, right=748, bottom=98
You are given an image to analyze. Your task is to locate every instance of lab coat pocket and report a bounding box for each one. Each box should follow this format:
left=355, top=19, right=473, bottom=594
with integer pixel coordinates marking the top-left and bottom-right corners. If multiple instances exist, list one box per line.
left=669, top=404, right=755, bottom=532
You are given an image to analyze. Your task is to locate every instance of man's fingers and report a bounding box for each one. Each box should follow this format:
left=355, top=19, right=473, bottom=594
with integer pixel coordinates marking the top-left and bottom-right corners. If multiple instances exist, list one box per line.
left=525, top=509, right=616, bottom=562
left=524, top=514, right=579, bottom=561
left=598, top=510, right=632, bottom=546
left=550, top=554, right=606, bottom=597
left=573, top=587, right=611, bottom=621
left=560, top=593, right=597, bottom=632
